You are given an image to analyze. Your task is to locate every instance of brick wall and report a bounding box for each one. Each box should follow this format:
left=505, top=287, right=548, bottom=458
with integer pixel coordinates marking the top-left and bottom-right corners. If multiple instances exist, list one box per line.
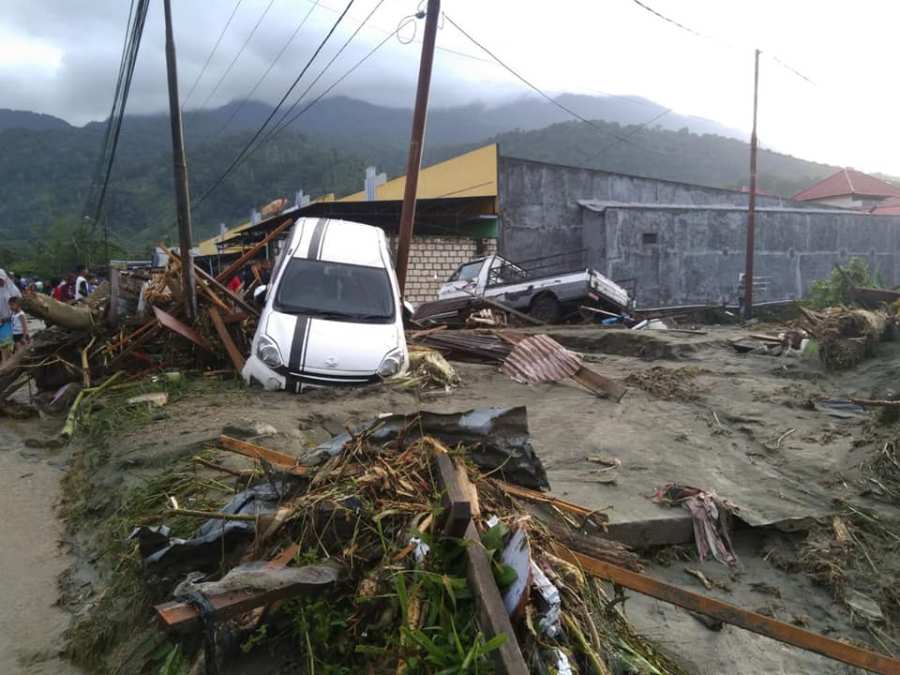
left=388, top=235, right=498, bottom=304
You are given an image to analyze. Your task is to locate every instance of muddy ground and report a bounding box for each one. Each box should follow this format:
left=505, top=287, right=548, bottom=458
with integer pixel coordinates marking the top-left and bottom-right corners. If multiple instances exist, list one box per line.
left=12, top=324, right=900, bottom=673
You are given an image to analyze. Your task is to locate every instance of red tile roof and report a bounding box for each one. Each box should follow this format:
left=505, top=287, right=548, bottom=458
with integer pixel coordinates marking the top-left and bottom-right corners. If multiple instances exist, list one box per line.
left=871, top=197, right=900, bottom=216
left=792, top=168, right=900, bottom=202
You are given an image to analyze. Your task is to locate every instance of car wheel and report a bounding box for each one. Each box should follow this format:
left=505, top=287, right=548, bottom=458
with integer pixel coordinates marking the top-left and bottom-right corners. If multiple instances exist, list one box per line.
left=529, top=292, right=561, bottom=323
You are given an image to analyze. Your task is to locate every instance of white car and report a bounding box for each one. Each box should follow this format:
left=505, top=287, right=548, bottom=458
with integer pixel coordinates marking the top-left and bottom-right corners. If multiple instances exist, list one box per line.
left=242, top=217, right=408, bottom=392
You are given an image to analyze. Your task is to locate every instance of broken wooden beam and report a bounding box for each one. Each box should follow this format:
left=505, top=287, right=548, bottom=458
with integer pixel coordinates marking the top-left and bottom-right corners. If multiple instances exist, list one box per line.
left=554, top=546, right=900, bottom=674
left=215, top=215, right=294, bottom=284
left=432, top=445, right=473, bottom=538
left=217, top=435, right=307, bottom=476
left=208, top=306, right=246, bottom=372
left=571, top=364, right=627, bottom=401
left=464, top=521, right=529, bottom=674
left=155, top=561, right=340, bottom=633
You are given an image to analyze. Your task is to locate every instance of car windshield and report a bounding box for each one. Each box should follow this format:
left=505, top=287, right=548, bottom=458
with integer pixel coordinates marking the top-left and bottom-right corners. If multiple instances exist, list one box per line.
left=274, top=259, right=395, bottom=323
left=449, top=260, right=484, bottom=282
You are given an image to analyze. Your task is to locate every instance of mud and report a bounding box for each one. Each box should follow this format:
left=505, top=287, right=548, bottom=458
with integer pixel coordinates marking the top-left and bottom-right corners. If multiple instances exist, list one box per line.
left=0, top=421, right=81, bottom=674
left=51, top=326, right=900, bottom=673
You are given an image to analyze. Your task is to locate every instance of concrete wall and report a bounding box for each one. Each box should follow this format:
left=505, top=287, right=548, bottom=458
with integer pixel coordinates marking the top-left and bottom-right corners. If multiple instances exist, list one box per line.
left=597, top=206, right=900, bottom=307
left=497, top=156, right=799, bottom=261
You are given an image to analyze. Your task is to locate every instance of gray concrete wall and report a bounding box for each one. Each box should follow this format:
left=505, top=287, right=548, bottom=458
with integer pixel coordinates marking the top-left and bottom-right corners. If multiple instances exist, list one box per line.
left=497, top=156, right=801, bottom=261
left=600, top=206, right=900, bottom=307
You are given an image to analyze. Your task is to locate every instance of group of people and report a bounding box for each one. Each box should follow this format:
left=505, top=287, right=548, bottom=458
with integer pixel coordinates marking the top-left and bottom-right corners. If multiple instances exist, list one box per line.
left=0, top=265, right=99, bottom=362
left=0, top=269, right=29, bottom=361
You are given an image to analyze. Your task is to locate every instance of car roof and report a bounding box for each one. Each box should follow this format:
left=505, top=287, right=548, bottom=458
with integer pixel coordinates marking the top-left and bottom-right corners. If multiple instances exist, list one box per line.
left=290, top=217, right=386, bottom=268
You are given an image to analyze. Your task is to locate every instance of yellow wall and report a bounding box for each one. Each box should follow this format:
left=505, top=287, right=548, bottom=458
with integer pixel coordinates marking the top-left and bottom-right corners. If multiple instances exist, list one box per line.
left=340, top=144, right=497, bottom=203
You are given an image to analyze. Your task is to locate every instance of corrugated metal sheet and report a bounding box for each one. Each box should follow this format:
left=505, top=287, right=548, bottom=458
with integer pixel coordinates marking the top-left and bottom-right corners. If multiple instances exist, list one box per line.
left=501, top=334, right=581, bottom=384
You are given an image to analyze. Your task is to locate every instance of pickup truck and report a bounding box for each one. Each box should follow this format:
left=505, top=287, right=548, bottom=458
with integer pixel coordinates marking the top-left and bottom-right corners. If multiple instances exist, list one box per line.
left=413, top=251, right=630, bottom=324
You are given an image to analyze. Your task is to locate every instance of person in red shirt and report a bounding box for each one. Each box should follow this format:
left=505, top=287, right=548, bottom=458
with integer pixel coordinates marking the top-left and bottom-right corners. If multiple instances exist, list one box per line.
left=227, top=274, right=243, bottom=294
left=52, top=279, right=64, bottom=301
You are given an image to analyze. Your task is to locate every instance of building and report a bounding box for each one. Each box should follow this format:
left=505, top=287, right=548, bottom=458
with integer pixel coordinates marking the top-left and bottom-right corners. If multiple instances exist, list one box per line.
left=198, top=145, right=900, bottom=309
left=791, top=168, right=900, bottom=210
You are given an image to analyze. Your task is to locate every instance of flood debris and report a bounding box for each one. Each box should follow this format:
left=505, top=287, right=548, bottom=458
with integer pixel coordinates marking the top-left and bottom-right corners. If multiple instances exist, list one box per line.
left=799, top=305, right=895, bottom=369
left=135, top=407, right=685, bottom=674
left=654, top=483, right=739, bottom=567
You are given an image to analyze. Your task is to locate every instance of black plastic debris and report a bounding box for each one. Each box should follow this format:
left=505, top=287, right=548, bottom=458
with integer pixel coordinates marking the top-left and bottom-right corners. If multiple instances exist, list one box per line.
left=127, top=525, right=171, bottom=558
left=312, top=407, right=550, bottom=490
left=142, top=483, right=284, bottom=571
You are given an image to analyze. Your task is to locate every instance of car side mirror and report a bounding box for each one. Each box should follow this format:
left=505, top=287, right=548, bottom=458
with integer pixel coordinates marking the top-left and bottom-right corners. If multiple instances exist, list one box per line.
left=253, top=285, right=267, bottom=307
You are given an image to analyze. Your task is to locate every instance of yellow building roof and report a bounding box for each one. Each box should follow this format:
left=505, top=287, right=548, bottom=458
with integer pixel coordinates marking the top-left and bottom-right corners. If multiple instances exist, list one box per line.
left=196, top=145, right=498, bottom=255
left=340, top=144, right=498, bottom=203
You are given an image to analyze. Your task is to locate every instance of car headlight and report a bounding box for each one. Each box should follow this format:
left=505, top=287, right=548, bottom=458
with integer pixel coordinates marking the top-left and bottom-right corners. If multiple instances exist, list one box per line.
left=377, top=348, right=405, bottom=378
left=256, top=335, right=283, bottom=369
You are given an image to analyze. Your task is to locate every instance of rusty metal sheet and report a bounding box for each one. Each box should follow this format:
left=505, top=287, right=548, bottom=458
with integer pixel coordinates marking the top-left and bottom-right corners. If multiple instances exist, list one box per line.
left=501, top=334, right=581, bottom=384
left=153, top=306, right=213, bottom=352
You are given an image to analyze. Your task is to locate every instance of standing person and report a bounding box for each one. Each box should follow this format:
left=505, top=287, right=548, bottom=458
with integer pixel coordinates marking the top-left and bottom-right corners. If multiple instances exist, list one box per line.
left=62, top=273, right=76, bottom=302
left=74, top=266, right=90, bottom=301
left=8, top=296, right=29, bottom=351
left=0, top=269, right=22, bottom=362
left=51, top=278, right=64, bottom=301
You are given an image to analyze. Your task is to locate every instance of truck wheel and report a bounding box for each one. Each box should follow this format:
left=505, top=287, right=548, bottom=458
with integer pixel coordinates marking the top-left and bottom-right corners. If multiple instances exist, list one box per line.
left=529, top=293, right=561, bottom=323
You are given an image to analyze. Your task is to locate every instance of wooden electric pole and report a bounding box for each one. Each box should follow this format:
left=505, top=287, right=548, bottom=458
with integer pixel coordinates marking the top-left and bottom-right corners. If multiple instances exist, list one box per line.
left=163, top=0, right=197, bottom=321
left=395, top=0, right=441, bottom=296
left=743, top=48, right=760, bottom=321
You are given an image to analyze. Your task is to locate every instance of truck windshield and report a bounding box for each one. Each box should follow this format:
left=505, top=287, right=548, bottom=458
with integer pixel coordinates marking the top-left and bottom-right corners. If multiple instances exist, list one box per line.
left=274, top=259, right=395, bottom=323
left=449, top=260, right=483, bottom=282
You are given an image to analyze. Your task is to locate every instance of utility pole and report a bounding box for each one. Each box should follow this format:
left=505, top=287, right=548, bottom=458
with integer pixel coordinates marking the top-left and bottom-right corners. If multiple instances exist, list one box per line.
left=163, top=0, right=197, bottom=321
left=395, top=0, right=441, bottom=296
left=743, top=48, right=760, bottom=321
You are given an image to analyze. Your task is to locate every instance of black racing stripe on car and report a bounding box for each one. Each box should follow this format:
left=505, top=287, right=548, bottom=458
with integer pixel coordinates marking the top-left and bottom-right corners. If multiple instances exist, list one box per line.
left=306, top=218, right=328, bottom=260
left=288, top=315, right=309, bottom=372
left=299, top=315, right=312, bottom=369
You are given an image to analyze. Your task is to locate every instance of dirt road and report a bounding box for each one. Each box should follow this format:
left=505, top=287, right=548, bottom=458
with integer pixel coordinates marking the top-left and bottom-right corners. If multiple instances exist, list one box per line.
left=0, top=422, right=81, bottom=674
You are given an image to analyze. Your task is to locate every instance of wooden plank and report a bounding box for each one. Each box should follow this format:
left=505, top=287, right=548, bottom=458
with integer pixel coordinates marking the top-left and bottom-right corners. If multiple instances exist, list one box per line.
left=208, top=306, right=246, bottom=372
left=554, top=546, right=900, bottom=675
left=571, top=364, right=627, bottom=402
left=433, top=451, right=472, bottom=538
left=215, top=215, right=294, bottom=284
left=161, top=243, right=259, bottom=317
left=222, top=310, right=249, bottom=324
left=218, top=435, right=307, bottom=476
left=155, top=562, right=340, bottom=633
left=464, top=522, right=529, bottom=675
left=479, top=295, right=544, bottom=326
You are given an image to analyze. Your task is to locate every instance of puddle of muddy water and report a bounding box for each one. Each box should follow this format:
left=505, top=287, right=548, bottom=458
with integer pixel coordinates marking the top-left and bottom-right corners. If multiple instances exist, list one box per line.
left=0, top=424, right=82, bottom=674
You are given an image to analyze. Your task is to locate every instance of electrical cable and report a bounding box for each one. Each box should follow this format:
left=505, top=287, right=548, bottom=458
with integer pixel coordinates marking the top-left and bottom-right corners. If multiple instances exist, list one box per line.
left=626, top=0, right=815, bottom=85
left=444, top=13, right=664, bottom=155
left=192, top=0, right=357, bottom=209
left=595, top=107, right=672, bottom=156
left=86, top=0, right=151, bottom=235
left=262, top=0, right=387, bottom=143
left=264, top=13, right=416, bottom=145
left=214, top=0, right=322, bottom=137
left=181, top=0, right=244, bottom=109
left=196, top=0, right=276, bottom=112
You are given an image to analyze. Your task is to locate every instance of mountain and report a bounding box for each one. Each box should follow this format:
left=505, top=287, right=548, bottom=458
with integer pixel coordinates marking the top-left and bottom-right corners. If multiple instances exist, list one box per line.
left=0, top=109, right=70, bottom=131
left=0, top=93, right=892, bottom=270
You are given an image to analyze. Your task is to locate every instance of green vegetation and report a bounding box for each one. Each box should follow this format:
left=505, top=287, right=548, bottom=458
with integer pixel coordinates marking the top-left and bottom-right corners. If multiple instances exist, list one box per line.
left=804, top=257, right=881, bottom=309
left=5, top=96, right=897, bottom=271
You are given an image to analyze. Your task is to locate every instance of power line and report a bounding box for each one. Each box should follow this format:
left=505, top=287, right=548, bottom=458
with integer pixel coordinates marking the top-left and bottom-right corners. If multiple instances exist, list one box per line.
left=263, top=0, right=387, bottom=142
left=85, top=0, right=151, bottom=237
left=181, top=0, right=244, bottom=110
left=214, top=0, right=322, bottom=137
left=443, top=13, right=663, bottom=155
left=596, top=107, right=672, bottom=155
left=626, top=0, right=815, bottom=85
left=196, top=0, right=276, bottom=112
left=266, top=14, right=416, bottom=144
left=193, top=0, right=357, bottom=209
left=181, top=0, right=244, bottom=109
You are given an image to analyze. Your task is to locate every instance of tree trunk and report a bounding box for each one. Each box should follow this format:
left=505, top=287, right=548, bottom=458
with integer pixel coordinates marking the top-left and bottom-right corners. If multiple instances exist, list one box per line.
left=21, top=292, right=99, bottom=331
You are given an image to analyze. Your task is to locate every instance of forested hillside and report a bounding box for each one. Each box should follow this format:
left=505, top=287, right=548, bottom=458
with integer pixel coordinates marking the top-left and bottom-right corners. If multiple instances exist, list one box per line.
left=2, top=94, right=894, bottom=268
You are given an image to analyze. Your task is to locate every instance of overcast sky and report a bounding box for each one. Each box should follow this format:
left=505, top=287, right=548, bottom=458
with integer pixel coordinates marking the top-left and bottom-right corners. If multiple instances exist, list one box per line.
left=1, top=0, right=898, bottom=174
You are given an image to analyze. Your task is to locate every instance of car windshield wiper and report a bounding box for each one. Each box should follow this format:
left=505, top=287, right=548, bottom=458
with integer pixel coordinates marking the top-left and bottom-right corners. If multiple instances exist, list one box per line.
left=350, top=313, right=391, bottom=321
